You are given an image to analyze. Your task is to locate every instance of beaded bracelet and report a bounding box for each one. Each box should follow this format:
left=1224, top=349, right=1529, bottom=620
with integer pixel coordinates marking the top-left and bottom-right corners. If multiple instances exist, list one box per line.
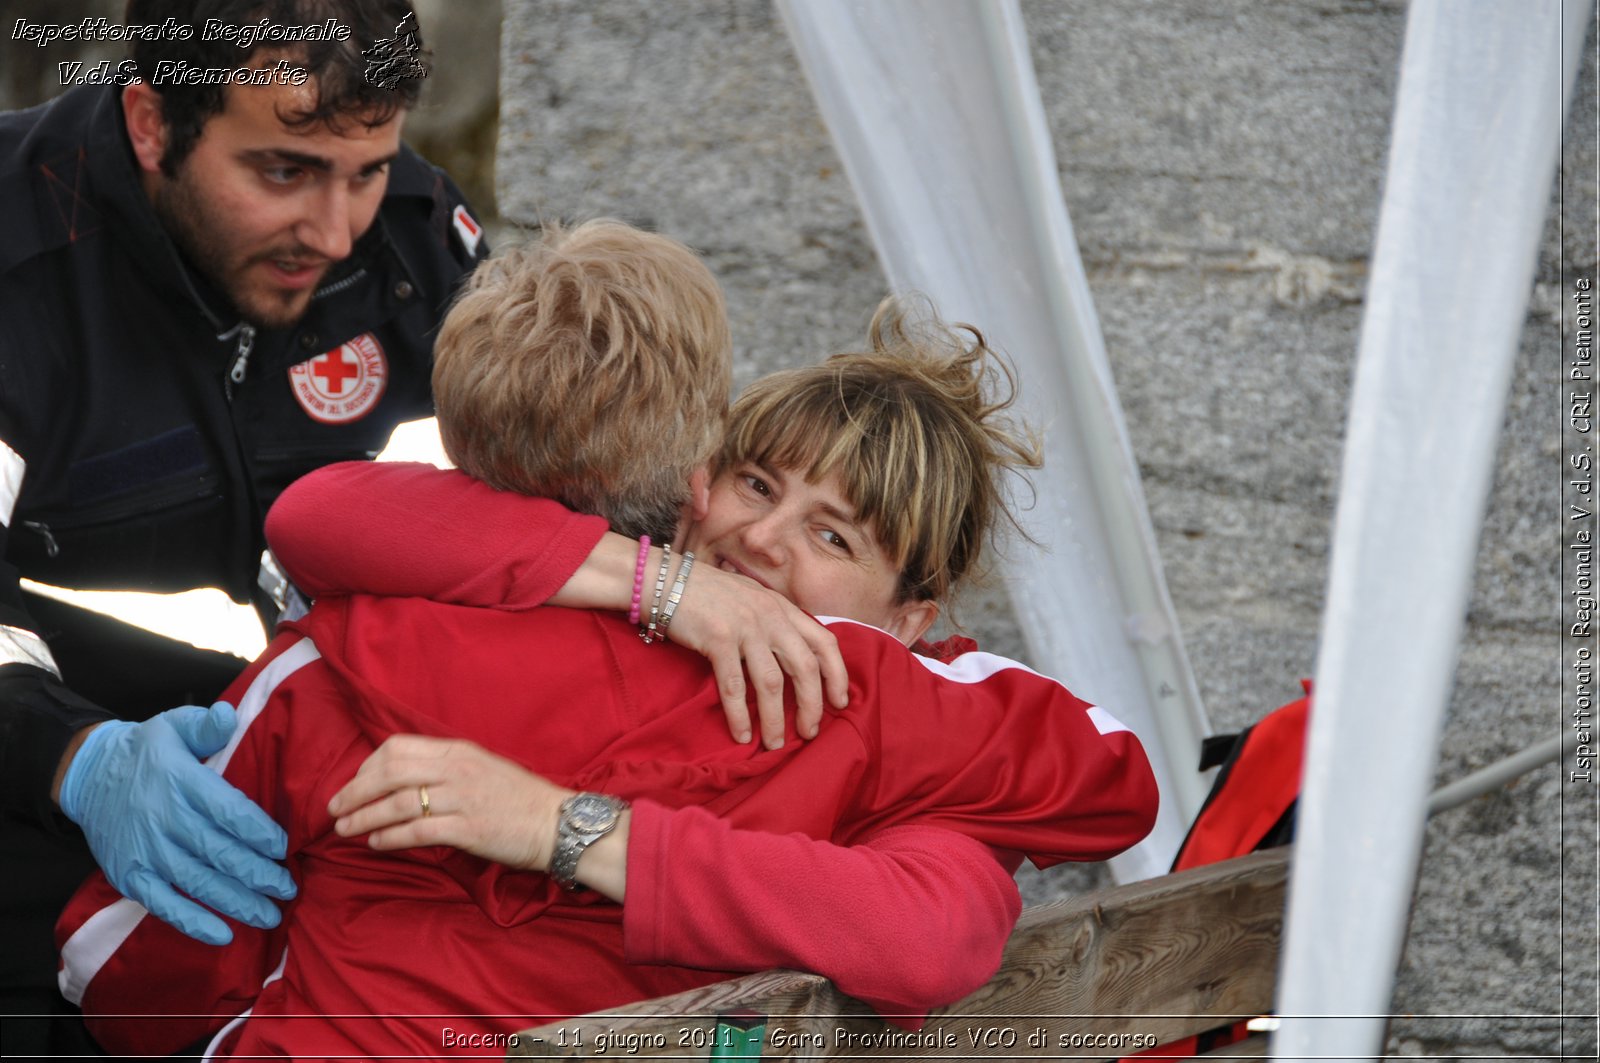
left=627, top=535, right=652, bottom=626
left=656, top=551, right=696, bottom=641
left=640, top=543, right=672, bottom=643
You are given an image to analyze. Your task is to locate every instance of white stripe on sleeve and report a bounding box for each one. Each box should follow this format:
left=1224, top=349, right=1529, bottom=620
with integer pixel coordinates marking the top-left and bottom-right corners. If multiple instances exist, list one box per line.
left=1, top=623, right=59, bottom=676
left=0, top=439, right=22, bottom=527
left=58, top=898, right=149, bottom=1006
left=818, top=614, right=1135, bottom=737
left=208, top=635, right=321, bottom=774
left=1087, top=705, right=1132, bottom=737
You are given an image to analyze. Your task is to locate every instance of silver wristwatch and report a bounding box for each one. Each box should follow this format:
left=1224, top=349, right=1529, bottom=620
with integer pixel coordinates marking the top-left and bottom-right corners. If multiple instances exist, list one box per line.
left=550, top=792, right=627, bottom=889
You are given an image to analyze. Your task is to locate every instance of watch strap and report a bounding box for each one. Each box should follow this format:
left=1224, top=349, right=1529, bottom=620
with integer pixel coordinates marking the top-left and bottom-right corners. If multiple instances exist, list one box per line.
left=549, top=832, right=586, bottom=889
left=550, top=793, right=626, bottom=890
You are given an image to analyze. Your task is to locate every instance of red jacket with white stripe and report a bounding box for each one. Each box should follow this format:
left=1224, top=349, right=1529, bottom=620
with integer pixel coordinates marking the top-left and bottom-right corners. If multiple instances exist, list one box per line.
left=58, top=606, right=1154, bottom=1059
left=56, top=464, right=1158, bottom=1060
left=256, top=461, right=1149, bottom=1018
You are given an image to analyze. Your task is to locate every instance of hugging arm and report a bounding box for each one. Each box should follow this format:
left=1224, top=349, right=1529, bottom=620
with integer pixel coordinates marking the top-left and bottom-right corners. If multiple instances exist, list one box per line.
left=264, top=462, right=609, bottom=613
left=327, top=734, right=1020, bottom=1020
left=624, top=803, right=1021, bottom=1018
left=267, top=461, right=847, bottom=745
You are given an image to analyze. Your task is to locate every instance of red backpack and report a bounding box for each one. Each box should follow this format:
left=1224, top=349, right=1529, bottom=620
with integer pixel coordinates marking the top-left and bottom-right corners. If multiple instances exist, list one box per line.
left=1171, top=681, right=1310, bottom=872
left=1122, top=682, right=1311, bottom=1060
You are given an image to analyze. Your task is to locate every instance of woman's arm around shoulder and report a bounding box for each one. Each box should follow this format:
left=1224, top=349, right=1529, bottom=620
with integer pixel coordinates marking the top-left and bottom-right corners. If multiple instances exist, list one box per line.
left=270, top=462, right=847, bottom=744
left=266, top=461, right=608, bottom=606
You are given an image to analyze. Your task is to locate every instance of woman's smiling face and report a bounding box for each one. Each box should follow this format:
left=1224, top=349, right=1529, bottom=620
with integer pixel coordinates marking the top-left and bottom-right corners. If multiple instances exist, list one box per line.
left=685, top=461, right=937, bottom=646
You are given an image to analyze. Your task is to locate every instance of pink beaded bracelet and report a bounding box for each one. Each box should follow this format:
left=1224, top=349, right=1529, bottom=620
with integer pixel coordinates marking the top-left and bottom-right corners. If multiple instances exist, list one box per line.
left=628, top=535, right=652, bottom=625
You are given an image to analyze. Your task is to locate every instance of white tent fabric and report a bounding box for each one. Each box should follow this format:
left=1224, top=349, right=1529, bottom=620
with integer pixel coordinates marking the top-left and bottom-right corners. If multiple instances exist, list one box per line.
left=778, top=0, right=1210, bottom=881
left=1273, top=2, right=1589, bottom=1056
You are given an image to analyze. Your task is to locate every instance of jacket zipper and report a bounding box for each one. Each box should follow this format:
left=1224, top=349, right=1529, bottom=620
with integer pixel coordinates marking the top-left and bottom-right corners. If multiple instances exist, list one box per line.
left=19, top=472, right=225, bottom=564
left=315, top=267, right=367, bottom=300
left=223, top=323, right=256, bottom=401
left=25, top=472, right=225, bottom=532
left=213, top=318, right=266, bottom=593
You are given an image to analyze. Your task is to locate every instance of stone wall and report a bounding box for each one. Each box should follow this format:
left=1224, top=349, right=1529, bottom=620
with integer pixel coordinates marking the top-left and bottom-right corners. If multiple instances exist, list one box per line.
left=498, top=0, right=1595, bottom=1055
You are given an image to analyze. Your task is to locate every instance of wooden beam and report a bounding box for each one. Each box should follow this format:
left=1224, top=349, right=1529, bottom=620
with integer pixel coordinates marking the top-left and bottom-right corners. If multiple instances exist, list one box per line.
left=510, top=849, right=1288, bottom=1058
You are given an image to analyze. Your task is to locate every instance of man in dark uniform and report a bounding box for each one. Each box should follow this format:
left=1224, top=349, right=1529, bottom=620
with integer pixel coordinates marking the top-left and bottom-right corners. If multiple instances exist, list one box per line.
left=0, top=1, right=487, bottom=1052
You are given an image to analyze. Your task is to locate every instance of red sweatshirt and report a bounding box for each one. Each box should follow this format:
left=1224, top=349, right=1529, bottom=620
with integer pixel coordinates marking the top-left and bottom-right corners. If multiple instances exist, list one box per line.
left=54, top=463, right=1157, bottom=1060
left=258, top=460, right=1027, bottom=1009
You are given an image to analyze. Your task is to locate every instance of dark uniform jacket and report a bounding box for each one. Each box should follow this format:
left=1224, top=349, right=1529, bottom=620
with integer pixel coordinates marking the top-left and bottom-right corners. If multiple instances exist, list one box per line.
left=0, top=85, right=487, bottom=828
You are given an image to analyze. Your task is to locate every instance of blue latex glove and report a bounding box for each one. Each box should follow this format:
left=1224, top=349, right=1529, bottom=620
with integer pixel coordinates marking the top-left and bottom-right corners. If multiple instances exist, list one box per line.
left=58, top=702, right=298, bottom=945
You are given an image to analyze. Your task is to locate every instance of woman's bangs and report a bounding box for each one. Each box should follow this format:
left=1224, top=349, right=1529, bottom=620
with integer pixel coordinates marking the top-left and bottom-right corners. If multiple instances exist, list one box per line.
left=723, top=370, right=927, bottom=578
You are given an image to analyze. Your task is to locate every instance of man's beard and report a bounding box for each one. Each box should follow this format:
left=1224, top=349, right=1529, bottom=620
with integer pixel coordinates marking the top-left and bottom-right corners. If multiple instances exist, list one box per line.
left=152, top=173, right=323, bottom=330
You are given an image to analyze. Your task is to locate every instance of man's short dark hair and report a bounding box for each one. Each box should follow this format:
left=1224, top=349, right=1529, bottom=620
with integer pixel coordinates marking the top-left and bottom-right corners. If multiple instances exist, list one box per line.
left=124, top=0, right=427, bottom=176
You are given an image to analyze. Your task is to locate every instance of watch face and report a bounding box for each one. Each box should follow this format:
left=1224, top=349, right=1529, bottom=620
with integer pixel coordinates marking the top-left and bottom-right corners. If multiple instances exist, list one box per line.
left=565, top=793, right=619, bottom=832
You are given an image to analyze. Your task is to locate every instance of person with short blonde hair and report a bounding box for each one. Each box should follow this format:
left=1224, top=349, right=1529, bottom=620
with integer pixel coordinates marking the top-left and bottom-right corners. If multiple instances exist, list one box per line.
left=434, top=219, right=731, bottom=540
